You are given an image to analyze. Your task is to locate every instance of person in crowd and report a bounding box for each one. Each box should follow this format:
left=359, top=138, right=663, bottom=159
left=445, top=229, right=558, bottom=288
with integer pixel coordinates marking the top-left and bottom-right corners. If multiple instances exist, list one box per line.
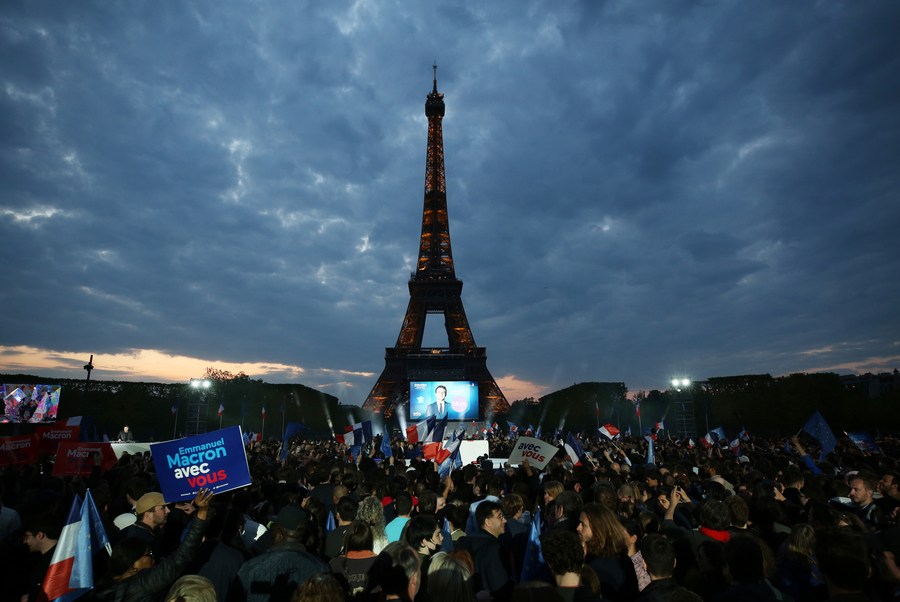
left=329, top=519, right=377, bottom=595
left=188, top=508, right=246, bottom=602
left=19, top=513, right=62, bottom=602
left=772, top=522, right=826, bottom=602
left=457, top=500, right=514, bottom=602
left=386, top=492, right=414, bottom=543
left=292, top=572, right=349, bottom=602
left=620, top=516, right=651, bottom=592
left=402, top=515, right=443, bottom=594
left=445, top=503, right=469, bottom=544
left=661, top=488, right=732, bottom=554
left=309, top=465, right=336, bottom=515
left=689, top=539, right=728, bottom=600
left=711, top=533, right=781, bottom=601
left=122, top=491, right=171, bottom=558
left=577, top=502, right=639, bottom=601
left=425, top=551, right=474, bottom=602
left=635, top=533, right=701, bottom=601
left=815, top=526, right=873, bottom=601
left=164, top=574, right=217, bottom=602
left=87, top=488, right=213, bottom=602
left=235, top=504, right=328, bottom=602
left=326, top=494, right=359, bottom=559
left=365, top=541, right=422, bottom=602
left=543, top=481, right=565, bottom=511
left=876, top=470, right=900, bottom=516
left=550, top=490, right=583, bottom=533
left=848, top=471, right=883, bottom=529
left=357, top=495, right=389, bottom=553
left=540, top=528, right=606, bottom=601
left=0, top=485, right=22, bottom=542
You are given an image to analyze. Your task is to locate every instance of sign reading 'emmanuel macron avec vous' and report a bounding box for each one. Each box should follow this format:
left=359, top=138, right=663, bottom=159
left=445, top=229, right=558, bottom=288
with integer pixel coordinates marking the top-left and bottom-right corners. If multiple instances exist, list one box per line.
left=151, top=425, right=251, bottom=502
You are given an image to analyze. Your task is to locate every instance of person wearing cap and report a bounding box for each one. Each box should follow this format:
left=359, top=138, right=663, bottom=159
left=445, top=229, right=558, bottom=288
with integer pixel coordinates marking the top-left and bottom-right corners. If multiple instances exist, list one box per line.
left=122, top=491, right=171, bottom=558
left=87, top=488, right=214, bottom=602
left=235, top=504, right=327, bottom=602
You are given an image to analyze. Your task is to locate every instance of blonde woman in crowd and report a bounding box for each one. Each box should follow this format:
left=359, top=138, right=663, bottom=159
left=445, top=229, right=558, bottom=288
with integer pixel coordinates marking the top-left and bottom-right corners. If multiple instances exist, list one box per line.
left=357, top=494, right=389, bottom=553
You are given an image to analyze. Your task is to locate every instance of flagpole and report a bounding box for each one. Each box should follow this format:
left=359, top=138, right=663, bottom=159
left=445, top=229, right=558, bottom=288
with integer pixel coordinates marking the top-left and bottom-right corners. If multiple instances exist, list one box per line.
left=172, top=403, right=178, bottom=439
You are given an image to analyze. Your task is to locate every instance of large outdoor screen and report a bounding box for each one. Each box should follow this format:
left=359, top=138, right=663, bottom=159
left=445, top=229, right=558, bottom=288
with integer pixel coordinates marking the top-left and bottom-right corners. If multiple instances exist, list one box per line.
left=2, top=384, right=62, bottom=424
left=409, top=381, right=479, bottom=421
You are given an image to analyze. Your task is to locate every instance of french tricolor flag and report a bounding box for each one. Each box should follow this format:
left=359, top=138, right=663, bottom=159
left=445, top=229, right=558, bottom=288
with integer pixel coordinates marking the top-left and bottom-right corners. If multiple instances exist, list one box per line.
left=406, top=416, right=436, bottom=444
left=564, top=432, right=585, bottom=466
left=599, top=424, right=620, bottom=440
left=436, top=430, right=461, bottom=466
left=424, top=417, right=447, bottom=443
left=335, top=426, right=355, bottom=446
left=43, top=490, right=110, bottom=602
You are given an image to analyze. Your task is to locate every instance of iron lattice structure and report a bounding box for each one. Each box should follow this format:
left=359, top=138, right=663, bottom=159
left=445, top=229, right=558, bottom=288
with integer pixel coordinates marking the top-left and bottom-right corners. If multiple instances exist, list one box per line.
left=362, top=68, right=509, bottom=418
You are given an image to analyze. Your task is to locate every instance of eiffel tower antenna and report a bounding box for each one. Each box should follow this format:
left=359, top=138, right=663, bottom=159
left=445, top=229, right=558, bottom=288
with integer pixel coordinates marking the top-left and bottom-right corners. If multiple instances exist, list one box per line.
left=363, top=68, right=509, bottom=418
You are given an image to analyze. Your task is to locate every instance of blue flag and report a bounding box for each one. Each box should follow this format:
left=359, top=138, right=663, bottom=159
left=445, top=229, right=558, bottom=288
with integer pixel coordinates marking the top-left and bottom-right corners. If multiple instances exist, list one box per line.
left=845, top=431, right=880, bottom=454
left=326, top=511, right=336, bottom=532
left=803, top=411, right=837, bottom=461
left=380, top=433, right=393, bottom=458
left=520, top=509, right=552, bottom=583
left=280, top=422, right=308, bottom=461
left=645, top=435, right=656, bottom=465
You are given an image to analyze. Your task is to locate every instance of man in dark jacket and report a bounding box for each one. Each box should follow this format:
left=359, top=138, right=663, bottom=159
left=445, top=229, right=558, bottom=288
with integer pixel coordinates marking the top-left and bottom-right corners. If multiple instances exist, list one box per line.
left=636, top=534, right=700, bottom=601
left=456, top=500, right=514, bottom=601
left=87, top=488, right=213, bottom=602
left=236, top=504, right=327, bottom=602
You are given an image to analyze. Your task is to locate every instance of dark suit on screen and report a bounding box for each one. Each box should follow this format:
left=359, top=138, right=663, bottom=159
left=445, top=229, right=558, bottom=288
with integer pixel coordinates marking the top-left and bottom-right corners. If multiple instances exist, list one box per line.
left=425, top=401, right=450, bottom=419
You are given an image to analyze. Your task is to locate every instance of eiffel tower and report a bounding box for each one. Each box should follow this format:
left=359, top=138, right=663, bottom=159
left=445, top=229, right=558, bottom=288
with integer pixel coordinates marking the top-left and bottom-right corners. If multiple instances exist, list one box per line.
left=362, top=66, right=509, bottom=418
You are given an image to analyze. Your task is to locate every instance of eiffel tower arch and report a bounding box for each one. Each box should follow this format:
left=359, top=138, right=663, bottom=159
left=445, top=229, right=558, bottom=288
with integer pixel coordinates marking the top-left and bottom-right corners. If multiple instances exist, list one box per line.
left=362, top=67, right=509, bottom=419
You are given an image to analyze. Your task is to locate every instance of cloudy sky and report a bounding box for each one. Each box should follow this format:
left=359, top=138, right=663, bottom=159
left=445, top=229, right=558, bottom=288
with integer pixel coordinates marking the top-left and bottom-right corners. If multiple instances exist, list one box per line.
left=2, top=1, right=899, bottom=404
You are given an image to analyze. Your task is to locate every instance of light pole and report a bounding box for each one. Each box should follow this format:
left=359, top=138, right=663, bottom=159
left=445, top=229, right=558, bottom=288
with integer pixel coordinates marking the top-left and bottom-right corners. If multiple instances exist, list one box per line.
left=669, top=378, right=697, bottom=440
left=188, top=379, right=212, bottom=436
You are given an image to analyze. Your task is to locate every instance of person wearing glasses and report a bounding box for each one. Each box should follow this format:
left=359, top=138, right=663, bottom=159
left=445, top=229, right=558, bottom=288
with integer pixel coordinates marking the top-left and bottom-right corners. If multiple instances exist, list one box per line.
left=88, top=488, right=214, bottom=602
left=456, top=501, right=514, bottom=601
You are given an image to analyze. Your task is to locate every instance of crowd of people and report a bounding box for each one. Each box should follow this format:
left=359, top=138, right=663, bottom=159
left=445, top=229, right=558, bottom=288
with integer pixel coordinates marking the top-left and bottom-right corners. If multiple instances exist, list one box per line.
left=0, top=427, right=898, bottom=602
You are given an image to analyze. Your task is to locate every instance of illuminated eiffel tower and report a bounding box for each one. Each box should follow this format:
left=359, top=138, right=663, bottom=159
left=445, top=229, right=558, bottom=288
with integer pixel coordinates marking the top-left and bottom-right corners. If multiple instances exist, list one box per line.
left=362, top=66, right=509, bottom=418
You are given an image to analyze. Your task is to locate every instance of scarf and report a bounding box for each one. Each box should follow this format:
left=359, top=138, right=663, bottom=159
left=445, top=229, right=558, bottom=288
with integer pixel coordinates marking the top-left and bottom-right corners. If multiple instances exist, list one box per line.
left=699, top=526, right=731, bottom=542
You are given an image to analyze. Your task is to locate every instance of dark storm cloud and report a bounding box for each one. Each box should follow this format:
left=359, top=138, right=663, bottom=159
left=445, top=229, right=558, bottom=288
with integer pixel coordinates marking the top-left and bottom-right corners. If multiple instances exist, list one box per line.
left=1, top=1, right=898, bottom=399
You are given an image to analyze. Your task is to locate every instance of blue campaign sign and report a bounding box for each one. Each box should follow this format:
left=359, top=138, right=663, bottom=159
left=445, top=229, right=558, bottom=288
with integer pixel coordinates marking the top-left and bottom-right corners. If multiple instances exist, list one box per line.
left=150, top=426, right=252, bottom=502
